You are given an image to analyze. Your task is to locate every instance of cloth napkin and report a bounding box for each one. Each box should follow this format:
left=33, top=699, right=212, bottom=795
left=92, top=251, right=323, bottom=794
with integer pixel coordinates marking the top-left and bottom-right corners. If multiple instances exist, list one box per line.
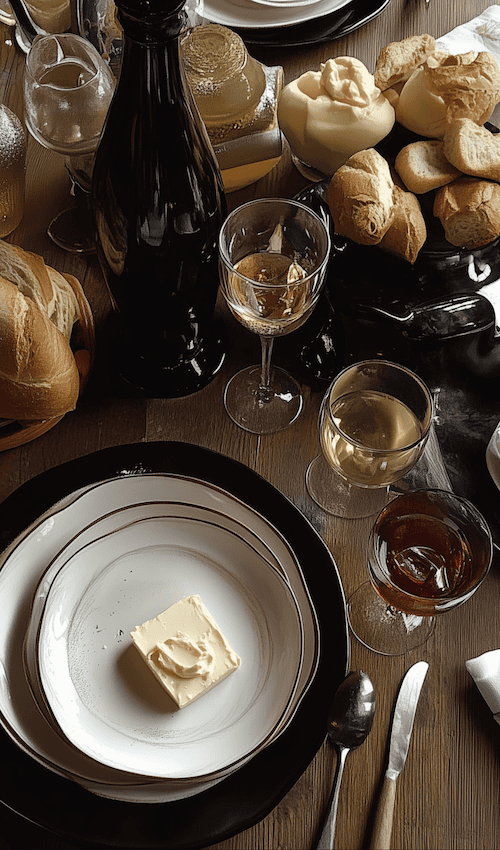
left=466, top=649, right=500, bottom=724
left=436, top=5, right=500, bottom=128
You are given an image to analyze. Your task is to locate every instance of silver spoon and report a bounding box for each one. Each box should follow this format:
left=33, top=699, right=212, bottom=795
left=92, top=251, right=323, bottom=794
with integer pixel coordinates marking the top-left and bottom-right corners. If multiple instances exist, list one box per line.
left=315, top=670, right=376, bottom=850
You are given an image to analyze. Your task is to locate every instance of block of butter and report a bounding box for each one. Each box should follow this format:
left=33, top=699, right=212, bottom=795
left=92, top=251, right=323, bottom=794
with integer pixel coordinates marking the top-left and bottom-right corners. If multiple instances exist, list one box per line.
left=130, top=595, right=241, bottom=708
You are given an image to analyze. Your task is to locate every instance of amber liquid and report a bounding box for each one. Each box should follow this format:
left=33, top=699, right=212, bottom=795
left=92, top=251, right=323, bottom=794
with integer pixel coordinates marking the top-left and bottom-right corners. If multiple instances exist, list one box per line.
left=321, top=390, right=424, bottom=487
left=370, top=495, right=485, bottom=616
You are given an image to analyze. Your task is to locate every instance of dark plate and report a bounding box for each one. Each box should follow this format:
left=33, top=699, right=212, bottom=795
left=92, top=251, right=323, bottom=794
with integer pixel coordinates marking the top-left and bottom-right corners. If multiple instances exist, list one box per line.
left=235, top=0, right=391, bottom=47
left=0, top=441, right=349, bottom=850
left=295, top=122, right=500, bottom=549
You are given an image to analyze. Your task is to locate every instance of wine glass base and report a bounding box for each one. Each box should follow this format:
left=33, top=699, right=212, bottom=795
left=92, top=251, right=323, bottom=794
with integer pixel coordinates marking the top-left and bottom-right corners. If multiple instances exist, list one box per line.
left=224, top=365, right=303, bottom=434
left=48, top=206, right=95, bottom=254
left=347, top=581, right=435, bottom=656
left=305, top=454, right=392, bottom=519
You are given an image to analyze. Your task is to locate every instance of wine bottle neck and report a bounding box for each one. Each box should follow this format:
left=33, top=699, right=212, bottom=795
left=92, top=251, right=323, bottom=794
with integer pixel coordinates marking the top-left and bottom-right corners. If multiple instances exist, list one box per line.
left=116, top=3, right=186, bottom=43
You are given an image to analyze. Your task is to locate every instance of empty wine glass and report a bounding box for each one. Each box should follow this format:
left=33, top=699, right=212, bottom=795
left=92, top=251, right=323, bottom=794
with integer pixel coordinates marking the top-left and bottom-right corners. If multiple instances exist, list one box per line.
left=306, top=359, right=434, bottom=519
left=23, top=32, right=115, bottom=252
left=348, top=488, right=493, bottom=656
left=218, top=198, right=330, bottom=434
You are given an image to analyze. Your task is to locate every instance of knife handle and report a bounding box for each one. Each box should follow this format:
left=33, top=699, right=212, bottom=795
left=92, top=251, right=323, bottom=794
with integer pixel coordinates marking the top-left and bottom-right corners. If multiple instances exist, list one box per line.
left=369, top=775, right=397, bottom=850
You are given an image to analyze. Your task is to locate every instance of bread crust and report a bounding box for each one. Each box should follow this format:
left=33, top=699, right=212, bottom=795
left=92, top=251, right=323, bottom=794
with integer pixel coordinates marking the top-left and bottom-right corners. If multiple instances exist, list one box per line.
left=326, top=149, right=396, bottom=245
left=374, top=34, right=437, bottom=91
left=425, top=51, right=500, bottom=126
left=443, top=118, right=500, bottom=181
left=433, top=176, right=500, bottom=248
left=380, top=185, right=427, bottom=263
left=0, top=276, right=80, bottom=420
left=0, top=240, right=80, bottom=338
left=395, top=140, right=461, bottom=193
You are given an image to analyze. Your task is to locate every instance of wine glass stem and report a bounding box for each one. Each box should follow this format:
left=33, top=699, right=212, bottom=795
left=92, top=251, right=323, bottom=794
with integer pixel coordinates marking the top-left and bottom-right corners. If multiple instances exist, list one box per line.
left=259, top=335, right=275, bottom=404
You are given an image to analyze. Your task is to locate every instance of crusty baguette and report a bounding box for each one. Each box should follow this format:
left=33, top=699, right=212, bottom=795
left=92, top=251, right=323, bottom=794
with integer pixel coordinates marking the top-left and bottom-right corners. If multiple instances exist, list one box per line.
left=380, top=185, right=427, bottom=263
left=443, top=118, right=500, bottom=181
left=326, top=149, right=396, bottom=245
left=395, top=140, right=461, bottom=193
left=0, top=276, right=80, bottom=420
left=374, top=34, right=438, bottom=91
left=433, top=176, right=500, bottom=249
left=0, top=240, right=80, bottom=338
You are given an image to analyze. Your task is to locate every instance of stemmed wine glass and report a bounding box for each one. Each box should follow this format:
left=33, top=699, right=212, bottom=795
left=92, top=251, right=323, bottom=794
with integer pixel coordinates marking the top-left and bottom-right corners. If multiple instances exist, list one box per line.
left=306, top=359, right=434, bottom=519
left=218, top=198, right=331, bottom=434
left=348, top=488, right=493, bottom=655
left=23, top=32, right=115, bottom=252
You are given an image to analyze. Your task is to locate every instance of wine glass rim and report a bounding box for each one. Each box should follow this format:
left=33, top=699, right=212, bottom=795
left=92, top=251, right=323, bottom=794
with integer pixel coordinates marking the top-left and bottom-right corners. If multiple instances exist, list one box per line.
left=324, top=358, right=434, bottom=454
left=25, top=33, right=106, bottom=89
left=218, top=197, right=331, bottom=288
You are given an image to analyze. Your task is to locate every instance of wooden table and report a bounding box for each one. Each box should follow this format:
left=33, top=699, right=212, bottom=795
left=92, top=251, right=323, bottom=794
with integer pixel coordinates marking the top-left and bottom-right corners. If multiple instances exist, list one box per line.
left=1, top=1, right=500, bottom=848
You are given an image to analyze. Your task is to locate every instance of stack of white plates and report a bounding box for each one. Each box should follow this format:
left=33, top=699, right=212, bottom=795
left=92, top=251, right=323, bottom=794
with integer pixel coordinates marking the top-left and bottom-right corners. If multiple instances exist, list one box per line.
left=0, top=474, right=321, bottom=804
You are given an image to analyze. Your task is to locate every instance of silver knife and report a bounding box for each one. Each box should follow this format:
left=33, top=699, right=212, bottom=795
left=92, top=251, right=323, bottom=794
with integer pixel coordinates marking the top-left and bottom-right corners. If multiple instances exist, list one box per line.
left=369, top=661, right=429, bottom=850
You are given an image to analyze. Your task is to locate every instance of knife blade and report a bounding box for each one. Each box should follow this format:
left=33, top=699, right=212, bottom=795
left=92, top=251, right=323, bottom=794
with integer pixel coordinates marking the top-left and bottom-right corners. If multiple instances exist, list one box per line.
left=369, top=661, right=428, bottom=850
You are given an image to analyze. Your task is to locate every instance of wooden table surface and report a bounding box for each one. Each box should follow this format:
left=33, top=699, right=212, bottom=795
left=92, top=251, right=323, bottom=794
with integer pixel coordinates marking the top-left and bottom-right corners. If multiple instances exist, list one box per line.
left=1, top=1, right=500, bottom=848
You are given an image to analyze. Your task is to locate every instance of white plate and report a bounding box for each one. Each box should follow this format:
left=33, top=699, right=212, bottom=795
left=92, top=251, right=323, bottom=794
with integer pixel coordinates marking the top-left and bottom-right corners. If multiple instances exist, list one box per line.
left=0, top=474, right=319, bottom=801
left=203, top=0, right=351, bottom=30
left=24, top=500, right=283, bottom=747
left=248, top=0, right=324, bottom=9
left=35, top=514, right=303, bottom=779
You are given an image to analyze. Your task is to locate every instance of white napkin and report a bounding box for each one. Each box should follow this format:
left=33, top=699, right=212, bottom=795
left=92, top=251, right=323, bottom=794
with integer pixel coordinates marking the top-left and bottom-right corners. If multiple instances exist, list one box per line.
left=466, top=649, right=500, bottom=723
left=486, top=422, right=500, bottom=491
left=436, top=5, right=500, bottom=128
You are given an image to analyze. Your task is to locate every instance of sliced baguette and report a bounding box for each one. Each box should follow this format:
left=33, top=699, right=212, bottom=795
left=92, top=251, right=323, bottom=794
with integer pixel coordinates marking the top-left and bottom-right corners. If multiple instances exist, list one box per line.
left=395, top=140, right=461, bottom=193
left=443, top=118, right=500, bottom=181
left=374, top=34, right=437, bottom=91
left=433, top=176, right=500, bottom=248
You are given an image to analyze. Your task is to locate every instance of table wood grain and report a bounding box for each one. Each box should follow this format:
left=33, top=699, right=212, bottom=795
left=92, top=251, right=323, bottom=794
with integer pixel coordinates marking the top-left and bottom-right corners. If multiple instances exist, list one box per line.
left=1, top=2, right=500, bottom=849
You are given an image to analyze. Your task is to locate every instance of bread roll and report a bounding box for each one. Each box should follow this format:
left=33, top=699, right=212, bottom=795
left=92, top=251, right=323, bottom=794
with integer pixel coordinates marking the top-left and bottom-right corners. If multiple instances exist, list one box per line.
left=380, top=185, right=427, bottom=263
left=443, top=118, right=500, bottom=181
left=374, top=34, right=437, bottom=91
left=326, top=149, right=396, bottom=245
left=426, top=51, right=500, bottom=126
left=395, top=140, right=461, bottom=193
left=0, top=276, right=80, bottom=420
left=433, top=176, right=500, bottom=249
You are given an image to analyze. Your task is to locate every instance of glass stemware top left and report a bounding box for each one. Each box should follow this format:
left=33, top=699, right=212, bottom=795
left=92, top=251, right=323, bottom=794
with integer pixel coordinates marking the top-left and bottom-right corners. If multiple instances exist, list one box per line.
left=24, top=33, right=115, bottom=156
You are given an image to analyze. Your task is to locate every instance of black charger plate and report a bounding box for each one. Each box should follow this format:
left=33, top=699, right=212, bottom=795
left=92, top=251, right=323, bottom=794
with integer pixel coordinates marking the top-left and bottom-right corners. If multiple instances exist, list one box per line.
left=0, top=441, right=349, bottom=850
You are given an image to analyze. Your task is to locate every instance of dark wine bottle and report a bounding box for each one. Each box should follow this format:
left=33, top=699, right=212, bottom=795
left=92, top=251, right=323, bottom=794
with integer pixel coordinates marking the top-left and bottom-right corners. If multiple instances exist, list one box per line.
left=91, top=0, right=226, bottom=397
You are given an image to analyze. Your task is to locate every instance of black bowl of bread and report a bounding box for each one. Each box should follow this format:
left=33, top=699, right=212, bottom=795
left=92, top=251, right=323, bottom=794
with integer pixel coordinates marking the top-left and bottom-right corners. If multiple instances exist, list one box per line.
left=295, top=34, right=500, bottom=390
left=0, top=240, right=95, bottom=450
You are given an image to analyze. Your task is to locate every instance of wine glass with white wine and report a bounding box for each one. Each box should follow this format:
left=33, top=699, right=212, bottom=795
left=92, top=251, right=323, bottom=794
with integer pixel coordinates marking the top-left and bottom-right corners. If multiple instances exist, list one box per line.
left=218, top=198, right=330, bottom=434
left=306, top=359, right=434, bottom=518
left=23, top=32, right=115, bottom=252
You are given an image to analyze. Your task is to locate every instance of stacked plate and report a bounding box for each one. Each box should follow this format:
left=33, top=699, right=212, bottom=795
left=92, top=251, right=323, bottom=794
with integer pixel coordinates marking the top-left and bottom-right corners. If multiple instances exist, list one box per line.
left=1, top=472, right=323, bottom=804
left=200, top=0, right=353, bottom=32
